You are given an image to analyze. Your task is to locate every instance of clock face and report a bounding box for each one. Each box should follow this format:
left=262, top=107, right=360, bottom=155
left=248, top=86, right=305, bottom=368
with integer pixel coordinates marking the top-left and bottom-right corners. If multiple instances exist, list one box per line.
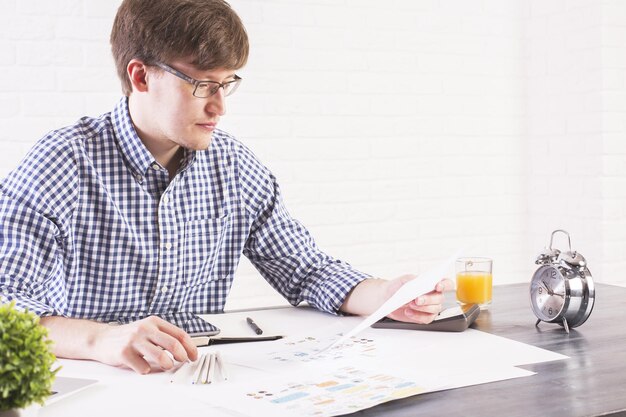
left=530, top=266, right=567, bottom=322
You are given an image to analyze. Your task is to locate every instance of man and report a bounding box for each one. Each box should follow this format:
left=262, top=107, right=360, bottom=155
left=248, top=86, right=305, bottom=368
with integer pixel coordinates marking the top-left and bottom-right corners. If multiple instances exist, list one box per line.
left=0, top=0, right=451, bottom=374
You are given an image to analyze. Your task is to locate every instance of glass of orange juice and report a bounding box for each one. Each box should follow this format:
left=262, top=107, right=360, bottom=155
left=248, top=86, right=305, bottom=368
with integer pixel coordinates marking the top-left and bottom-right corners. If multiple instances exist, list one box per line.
left=456, top=257, right=493, bottom=309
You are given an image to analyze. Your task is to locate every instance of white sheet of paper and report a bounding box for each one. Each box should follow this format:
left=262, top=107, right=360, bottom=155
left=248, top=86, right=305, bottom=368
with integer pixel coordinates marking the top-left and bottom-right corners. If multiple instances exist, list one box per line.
left=186, top=362, right=535, bottom=417
left=224, top=320, right=567, bottom=376
left=52, top=294, right=569, bottom=417
left=327, top=251, right=459, bottom=349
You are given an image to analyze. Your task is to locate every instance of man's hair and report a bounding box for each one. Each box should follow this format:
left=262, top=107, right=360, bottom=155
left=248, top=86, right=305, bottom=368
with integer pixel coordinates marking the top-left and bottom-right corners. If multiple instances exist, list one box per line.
left=110, top=0, right=249, bottom=95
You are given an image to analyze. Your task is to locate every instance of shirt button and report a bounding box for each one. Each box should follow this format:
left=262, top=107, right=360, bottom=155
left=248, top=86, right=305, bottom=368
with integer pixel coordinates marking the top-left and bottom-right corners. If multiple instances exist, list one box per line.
left=152, top=163, right=160, bottom=171
left=162, top=196, right=170, bottom=204
left=161, top=285, right=168, bottom=293
left=135, top=174, right=143, bottom=183
left=165, top=242, right=173, bottom=250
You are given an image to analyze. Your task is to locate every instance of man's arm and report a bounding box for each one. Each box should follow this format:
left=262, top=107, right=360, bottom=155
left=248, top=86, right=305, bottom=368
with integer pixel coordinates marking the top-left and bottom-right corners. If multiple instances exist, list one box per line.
left=0, top=134, right=198, bottom=374
left=237, top=143, right=370, bottom=314
left=340, top=276, right=454, bottom=323
left=235, top=141, right=453, bottom=318
left=40, top=315, right=198, bottom=374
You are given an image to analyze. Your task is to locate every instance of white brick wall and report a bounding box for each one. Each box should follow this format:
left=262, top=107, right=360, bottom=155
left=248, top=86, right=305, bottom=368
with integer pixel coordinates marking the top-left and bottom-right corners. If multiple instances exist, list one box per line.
left=600, top=0, right=626, bottom=287
left=225, top=0, right=529, bottom=307
left=525, top=0, right=603, bottom=281
left=0, top=1, right=623, bottom=309
left=526, top=0, right=626, bottom=288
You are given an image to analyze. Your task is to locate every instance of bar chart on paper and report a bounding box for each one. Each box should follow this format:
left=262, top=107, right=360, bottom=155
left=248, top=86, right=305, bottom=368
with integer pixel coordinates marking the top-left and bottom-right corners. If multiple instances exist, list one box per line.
left=242, top=366, right=427, bottom=416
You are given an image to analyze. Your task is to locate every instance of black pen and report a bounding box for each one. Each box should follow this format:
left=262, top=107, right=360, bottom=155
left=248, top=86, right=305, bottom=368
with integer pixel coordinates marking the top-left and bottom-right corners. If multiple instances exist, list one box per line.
left=246, top=317, right=263, bottom=335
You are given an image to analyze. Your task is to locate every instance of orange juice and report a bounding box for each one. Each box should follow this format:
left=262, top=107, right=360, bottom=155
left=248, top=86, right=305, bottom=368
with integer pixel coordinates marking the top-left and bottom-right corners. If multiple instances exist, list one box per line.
left=456, top=271, right=492, bottom=305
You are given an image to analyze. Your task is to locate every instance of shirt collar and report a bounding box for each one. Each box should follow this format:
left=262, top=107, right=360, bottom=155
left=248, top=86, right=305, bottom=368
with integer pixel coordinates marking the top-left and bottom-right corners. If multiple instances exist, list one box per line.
left=179, top=148, right=196, bottom=172
left=111, top=97, right=159, bottom=181
left=111, top=97, right=198, bottom=180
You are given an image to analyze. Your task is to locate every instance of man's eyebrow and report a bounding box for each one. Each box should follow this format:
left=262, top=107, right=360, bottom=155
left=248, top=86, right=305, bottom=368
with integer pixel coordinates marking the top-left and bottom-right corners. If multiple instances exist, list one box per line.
left=197, top=71, right=237, bottom=82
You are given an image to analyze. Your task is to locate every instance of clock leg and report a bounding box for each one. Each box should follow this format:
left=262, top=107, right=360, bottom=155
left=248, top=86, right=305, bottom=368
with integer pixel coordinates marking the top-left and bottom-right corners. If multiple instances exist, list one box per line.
left=562, top=318, right=570, bottom=334
left=535, top=319, right=541, bottom=327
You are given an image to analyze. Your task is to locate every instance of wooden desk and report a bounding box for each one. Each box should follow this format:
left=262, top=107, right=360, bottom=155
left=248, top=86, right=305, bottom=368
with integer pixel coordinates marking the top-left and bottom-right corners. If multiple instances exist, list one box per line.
left=352, top=283, right=626, bottom=417
left=41, top=283, right=626, bottom=417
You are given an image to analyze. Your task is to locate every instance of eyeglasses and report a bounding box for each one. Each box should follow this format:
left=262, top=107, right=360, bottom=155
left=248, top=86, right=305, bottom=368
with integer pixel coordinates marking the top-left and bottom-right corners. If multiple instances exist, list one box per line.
left=156, top=62, right=242, bottom=98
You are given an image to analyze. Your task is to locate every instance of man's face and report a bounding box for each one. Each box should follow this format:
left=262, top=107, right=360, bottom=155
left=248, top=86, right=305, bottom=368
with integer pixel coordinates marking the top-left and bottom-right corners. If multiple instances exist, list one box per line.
left=145, top=61, right=237, bottom=151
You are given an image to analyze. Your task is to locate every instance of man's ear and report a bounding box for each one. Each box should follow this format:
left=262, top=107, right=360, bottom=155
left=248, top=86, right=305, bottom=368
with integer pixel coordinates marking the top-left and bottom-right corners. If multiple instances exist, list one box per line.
left=127, top=59, right=150, bottom=93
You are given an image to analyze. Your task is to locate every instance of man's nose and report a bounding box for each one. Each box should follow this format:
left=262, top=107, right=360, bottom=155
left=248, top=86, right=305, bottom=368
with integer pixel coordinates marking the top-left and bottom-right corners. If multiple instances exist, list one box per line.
left=206, top=88, right=226, bottom=116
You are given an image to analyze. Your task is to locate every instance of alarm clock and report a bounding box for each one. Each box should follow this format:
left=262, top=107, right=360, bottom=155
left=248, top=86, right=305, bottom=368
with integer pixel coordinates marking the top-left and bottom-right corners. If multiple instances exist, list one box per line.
left=530, top=229, right=595, bottom=333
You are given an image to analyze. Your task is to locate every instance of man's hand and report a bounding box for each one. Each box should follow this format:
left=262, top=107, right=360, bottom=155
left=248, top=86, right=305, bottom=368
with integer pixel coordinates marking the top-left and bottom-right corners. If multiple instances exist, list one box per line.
left=384, top=275, right=453, bottom=324
left=340, top=275, right=454, bottom=324
left=41, top=315, right=198, bottom=374
left=95, top=316, right=198, bottom=373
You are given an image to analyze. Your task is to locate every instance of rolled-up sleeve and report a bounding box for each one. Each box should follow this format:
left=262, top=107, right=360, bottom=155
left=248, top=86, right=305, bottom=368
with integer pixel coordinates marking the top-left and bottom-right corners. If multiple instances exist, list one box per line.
left=0, top=193, right=64, bottom=315
left=0, top=134, right=76, bottom=316
left=238, top=146, right=370, bottom=314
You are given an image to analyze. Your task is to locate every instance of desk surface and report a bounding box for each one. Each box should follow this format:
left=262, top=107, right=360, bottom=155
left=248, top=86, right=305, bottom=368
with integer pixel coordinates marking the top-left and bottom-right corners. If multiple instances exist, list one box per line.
left=353, top=283, right=626, bottom=417
left=41, top=283, right=626, bottom=417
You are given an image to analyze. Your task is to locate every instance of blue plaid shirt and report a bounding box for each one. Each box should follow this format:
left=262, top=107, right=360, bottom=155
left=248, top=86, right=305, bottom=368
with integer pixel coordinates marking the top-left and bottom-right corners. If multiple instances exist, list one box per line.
left=0, top=98, right=369, bottom=333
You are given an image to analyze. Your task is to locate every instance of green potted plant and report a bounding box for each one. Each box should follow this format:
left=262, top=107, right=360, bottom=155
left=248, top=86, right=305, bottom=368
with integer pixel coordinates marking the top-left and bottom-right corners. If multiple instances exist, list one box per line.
left=0, top=301, right=59, bottom=416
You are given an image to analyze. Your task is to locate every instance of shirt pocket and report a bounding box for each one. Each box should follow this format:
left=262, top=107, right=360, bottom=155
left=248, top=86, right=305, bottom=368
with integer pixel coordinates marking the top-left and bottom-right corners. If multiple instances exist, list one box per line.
left=182, top=216, right=229, bottom=287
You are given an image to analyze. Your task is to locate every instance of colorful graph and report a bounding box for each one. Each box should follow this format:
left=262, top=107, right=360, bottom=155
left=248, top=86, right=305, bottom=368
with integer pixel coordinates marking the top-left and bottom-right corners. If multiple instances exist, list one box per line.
left=244, top=366, right=425, bottom=417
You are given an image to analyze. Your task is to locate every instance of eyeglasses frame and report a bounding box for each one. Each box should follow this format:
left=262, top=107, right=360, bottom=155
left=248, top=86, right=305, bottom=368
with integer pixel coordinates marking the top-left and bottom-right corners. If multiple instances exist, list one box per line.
left=155, top=62, right=242, bottom=98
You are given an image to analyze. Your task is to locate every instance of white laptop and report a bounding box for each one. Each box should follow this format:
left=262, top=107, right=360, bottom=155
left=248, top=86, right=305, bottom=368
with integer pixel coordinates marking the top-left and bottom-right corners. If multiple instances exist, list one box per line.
left=47, top=377, right=98, bottom=405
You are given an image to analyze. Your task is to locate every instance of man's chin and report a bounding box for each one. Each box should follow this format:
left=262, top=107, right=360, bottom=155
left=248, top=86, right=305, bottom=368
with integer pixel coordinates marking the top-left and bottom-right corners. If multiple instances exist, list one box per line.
left=185, top=136, right=213, bottom=151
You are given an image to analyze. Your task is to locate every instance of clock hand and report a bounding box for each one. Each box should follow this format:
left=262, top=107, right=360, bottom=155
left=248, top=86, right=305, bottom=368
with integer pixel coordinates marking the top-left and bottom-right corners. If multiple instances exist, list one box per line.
left=541, top=280, right=553, bottom=296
